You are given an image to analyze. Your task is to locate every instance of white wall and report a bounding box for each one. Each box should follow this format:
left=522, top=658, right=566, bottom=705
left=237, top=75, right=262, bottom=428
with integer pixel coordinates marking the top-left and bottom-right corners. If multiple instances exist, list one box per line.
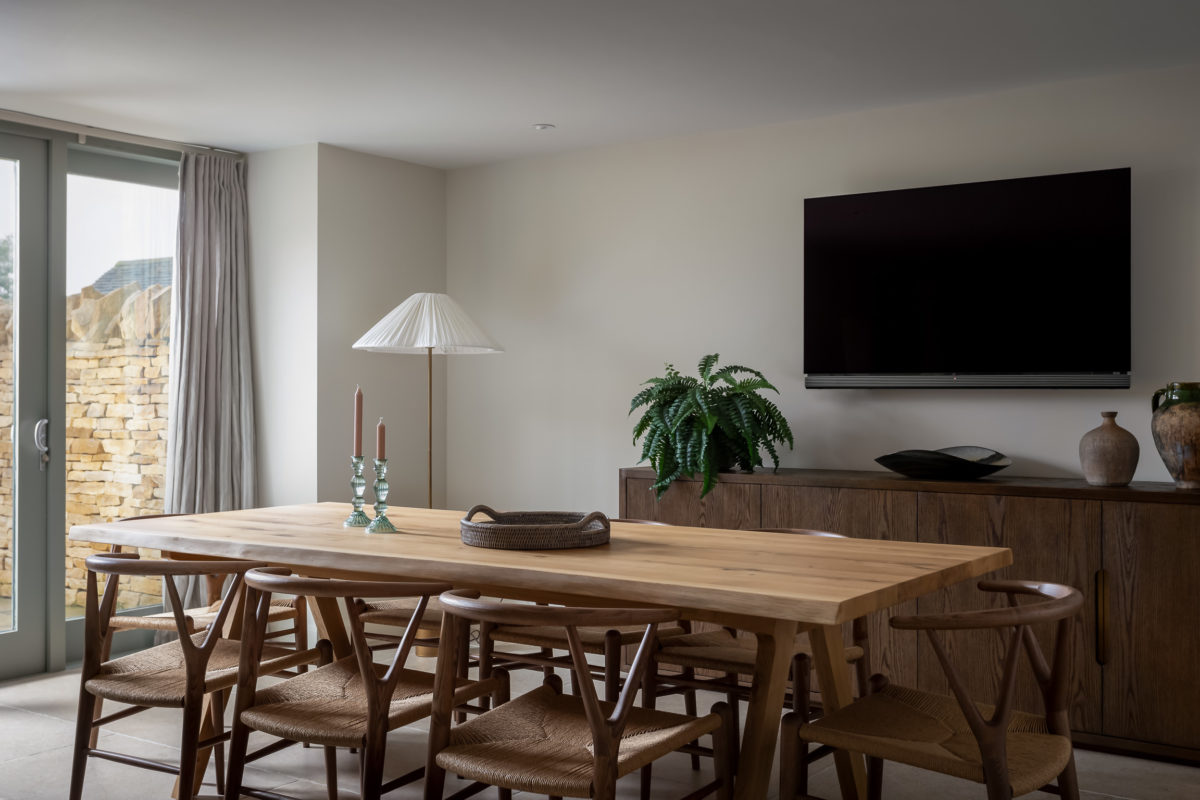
left=247, top=144, right=320, bottom=506
left=315, top=144, right=447, bottom=507
left=445, top=64, right=1200, bottom=514
left=248, top=144, right=446, bottom=509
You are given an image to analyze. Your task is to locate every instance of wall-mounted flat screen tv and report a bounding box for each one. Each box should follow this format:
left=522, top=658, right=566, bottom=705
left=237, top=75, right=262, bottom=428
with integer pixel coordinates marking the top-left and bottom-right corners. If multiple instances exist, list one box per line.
left=803, top=167, right=1131, bottom=388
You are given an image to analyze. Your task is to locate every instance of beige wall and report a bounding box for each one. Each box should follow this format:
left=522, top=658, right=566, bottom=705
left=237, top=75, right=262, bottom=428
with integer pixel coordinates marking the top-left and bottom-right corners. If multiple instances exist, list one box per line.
left=248, top=144, right=320, bottom=506
left=315, top=144, right=447, bottom=507
left=444, top=64, right=1200, bottom=514
left=248, top=144, right=447, bottom=508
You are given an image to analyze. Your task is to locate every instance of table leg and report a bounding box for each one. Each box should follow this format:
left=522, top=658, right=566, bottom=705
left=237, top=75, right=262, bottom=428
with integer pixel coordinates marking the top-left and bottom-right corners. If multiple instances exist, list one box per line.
left=311, top=595, right=352, bottom=659
left=809, top=624, right=868, bottom=800
left=734, top=618, right=797, bottom=800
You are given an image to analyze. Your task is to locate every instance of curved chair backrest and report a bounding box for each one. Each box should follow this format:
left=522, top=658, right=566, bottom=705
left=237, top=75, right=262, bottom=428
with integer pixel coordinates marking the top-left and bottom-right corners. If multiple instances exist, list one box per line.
left=80, top=553, right=265, bottom=680
left=86, top=552, right=264, bottom=577
left=237, top=568, right=453, bottom=733
left=889, top=580, right=1083, bottom=742
left=244, top=567, right=448, bottom=600
left=753, top=527, right=846, bottom=538
left=435, top=590, right=679, bottom=757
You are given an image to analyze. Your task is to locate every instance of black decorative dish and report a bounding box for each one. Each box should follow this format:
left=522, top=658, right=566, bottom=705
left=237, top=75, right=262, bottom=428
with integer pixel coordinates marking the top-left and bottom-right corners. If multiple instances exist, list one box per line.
left=875, top=446, right=1012, bottom=480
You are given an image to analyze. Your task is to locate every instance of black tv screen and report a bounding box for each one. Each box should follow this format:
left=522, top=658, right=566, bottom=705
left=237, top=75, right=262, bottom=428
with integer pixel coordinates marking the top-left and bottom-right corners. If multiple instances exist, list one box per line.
left=803, top=168, right=1131, bottom=388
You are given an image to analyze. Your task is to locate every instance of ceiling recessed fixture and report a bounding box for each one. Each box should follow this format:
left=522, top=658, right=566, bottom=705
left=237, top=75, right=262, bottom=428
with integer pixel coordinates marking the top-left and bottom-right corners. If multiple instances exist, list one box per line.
left=532, top=123, right=556, bottom=131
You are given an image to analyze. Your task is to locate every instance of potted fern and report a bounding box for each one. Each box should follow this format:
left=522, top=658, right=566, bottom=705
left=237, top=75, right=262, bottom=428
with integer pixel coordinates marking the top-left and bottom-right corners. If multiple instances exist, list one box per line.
left=630, top=354, right=794, bottom=498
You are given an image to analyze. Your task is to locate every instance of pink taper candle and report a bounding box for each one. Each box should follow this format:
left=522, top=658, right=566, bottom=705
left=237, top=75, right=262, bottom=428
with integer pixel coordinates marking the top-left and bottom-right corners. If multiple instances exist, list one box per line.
left=352, top=386, right=363, bottom=457
left=376, top=417, right=386, bottom=460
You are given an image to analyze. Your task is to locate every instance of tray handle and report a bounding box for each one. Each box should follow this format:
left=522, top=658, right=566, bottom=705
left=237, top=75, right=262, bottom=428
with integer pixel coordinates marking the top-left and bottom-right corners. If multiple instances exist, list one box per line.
left=464, top=504, right=500, bottom=522
left=576, top=511, right=610, bottom=530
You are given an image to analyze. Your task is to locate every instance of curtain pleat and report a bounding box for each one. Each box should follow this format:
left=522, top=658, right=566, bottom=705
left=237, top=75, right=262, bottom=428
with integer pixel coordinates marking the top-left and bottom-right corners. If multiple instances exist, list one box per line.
left=162, top=153, right=257, bottom=617
left=166, top=153, right=257, bottom=514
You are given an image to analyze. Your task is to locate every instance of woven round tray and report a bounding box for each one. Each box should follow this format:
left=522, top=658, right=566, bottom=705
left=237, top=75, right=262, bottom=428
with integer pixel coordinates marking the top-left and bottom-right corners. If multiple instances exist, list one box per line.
left=460, top=505, right=611, bottom=550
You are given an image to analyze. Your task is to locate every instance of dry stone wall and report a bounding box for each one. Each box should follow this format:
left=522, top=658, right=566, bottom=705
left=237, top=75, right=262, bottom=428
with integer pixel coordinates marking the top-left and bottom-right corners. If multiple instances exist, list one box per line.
left=0, top=282, right=171, bottom=611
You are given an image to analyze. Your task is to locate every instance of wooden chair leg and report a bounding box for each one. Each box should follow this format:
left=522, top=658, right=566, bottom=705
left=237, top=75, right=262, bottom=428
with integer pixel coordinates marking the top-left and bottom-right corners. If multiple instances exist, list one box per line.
left=295, top=596, right=310, bottom=673
left=711, top=702, right=734, bottom=800
left=360, top=732, right=386, bottom=800
left=176, top=693, right=204, bottom=800
left=792, top=653, right=811, bottom=794
left=69, top=687, right=97, bottom=800
left=455, top=614, right=472, bottom=724
left=88, top=633, right=114, bottom=748
left=682, top=667, right=701, bottom=771
left=640, top=664, right=657, bottom=800
left=479, top=621, right=495, bottom=712
left=212, top=689, right=227, bottom=797
left=1056, top=753, right=1081, bottom=800
left=324, top=745, right=339, bottom=800
left=225, top=715, right=252, bottom=800
left=867, top=756, right=884, bottom=800
left=778, top=711, right=802, bottom=800
left=724, top=673, right=741, bottom=777
left=604, top=629, right=622, bottom=702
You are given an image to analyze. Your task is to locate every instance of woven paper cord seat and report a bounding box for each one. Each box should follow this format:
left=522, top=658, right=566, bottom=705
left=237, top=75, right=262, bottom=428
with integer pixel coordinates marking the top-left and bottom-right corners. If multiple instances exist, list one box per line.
left=108, top=597, right=299, bottom=633
left=656, top=628, right=862, bottom=674
left=359, top=595, right=446, bottom=627
left=435, top=684, right=722, bottom=796
left=491, top=622, right=686, bottom=652
left=799, top=683, right=1073, bottom=797
left=239, top=658, right=484, bottom=748
left=84, top=633, right=314, bottom=707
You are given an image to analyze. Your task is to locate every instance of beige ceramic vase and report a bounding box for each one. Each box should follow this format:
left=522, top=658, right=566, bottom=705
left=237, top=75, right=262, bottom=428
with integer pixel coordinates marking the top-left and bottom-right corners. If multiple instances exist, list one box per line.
left=1079, top=411, right=1139, bottom=487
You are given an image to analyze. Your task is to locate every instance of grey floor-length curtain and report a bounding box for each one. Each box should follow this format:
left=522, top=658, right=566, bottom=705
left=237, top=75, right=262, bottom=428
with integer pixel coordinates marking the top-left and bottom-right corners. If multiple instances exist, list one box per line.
left=162, top=152, right=257, bottom=614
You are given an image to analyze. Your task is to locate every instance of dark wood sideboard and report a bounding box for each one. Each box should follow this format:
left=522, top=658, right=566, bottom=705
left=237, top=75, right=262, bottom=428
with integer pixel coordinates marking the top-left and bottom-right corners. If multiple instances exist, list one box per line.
left=619, top=466, right=1200, bottom=763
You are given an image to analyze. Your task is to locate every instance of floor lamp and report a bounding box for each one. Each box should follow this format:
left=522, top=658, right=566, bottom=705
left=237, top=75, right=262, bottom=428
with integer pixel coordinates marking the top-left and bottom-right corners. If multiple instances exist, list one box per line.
left=353, top=292, right=502, bottom=508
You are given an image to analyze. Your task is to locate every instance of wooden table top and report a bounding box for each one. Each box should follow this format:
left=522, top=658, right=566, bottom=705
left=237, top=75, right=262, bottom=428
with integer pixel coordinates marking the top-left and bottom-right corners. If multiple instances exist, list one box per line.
left=70, top=502, right=1011, bottom=627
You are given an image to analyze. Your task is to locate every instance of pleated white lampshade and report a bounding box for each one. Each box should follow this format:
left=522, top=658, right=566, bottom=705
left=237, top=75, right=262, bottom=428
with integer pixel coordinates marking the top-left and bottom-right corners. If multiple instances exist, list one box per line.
left=353, top=292, right=502, bottom=354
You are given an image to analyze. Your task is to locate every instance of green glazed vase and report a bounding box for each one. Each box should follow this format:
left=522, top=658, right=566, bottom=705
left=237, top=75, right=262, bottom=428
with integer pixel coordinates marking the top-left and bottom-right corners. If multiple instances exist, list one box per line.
left=1151, top=382, right=1200, bottom=488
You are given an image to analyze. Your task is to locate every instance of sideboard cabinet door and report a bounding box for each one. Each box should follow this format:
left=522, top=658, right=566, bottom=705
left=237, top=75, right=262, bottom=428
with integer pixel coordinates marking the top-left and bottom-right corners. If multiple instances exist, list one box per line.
left=620, top=476, right=761, bottom=529
left=1102, top=501, right=1200, bottom=748
left=917, top=492, right=1102, bottom=733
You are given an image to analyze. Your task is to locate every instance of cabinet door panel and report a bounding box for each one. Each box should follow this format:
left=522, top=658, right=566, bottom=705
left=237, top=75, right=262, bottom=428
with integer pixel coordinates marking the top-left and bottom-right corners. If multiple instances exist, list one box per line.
left=1102, top=502, right=1200, bottom=747
left=621, top=477, right=760, bottom=529
left=917, top=492, right=1102, bottom=733
left=761, top=486, right=919, bottom=688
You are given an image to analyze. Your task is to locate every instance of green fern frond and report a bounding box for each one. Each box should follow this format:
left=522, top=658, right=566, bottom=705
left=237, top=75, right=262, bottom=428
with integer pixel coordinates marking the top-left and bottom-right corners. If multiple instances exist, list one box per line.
left=630, top=353, right=793, bottom=499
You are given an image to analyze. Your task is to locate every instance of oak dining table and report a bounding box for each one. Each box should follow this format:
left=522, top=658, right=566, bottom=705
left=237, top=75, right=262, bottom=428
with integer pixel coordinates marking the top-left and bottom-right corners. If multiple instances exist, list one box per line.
left=69, top=502, right=1011, bottom=800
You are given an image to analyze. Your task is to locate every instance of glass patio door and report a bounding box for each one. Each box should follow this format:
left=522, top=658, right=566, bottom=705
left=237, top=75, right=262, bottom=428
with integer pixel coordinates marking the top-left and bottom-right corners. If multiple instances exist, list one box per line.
left=61, top=148, right=178, bottom=658
left=0, top=131, right=51, bottom=680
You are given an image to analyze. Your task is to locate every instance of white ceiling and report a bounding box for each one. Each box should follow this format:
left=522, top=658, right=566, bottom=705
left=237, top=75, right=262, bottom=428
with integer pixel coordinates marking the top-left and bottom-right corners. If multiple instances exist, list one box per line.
left=2, top=1, right=1198, bottom=168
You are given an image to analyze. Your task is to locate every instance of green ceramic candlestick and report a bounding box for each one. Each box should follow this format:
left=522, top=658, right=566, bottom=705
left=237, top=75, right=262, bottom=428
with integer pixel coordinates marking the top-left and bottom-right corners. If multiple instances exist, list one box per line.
left=366, top=458, right=398, bottom=533
left=344, top=455, right=370, bottom=527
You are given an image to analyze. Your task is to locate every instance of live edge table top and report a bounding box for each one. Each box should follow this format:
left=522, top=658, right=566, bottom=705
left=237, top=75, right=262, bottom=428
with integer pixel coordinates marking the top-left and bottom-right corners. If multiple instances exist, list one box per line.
left=69, top=502, right=1011, bottom=628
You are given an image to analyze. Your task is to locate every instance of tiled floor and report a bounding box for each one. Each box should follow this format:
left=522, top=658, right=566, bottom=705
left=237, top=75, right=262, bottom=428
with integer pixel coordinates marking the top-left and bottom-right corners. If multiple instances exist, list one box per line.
left=1, top=659, right=1197, bottom=800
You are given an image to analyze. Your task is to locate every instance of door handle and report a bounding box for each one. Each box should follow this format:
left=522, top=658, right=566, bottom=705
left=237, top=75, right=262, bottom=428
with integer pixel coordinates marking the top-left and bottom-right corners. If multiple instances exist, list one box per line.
left=33, top=418, right=49, bottom=471
left=1095, top=568, right=1109, bottom=666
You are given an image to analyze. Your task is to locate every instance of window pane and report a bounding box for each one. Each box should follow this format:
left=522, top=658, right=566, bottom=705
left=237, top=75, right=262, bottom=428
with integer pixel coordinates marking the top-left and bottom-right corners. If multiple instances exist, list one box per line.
left=65, top=175, right=177, bottom=617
